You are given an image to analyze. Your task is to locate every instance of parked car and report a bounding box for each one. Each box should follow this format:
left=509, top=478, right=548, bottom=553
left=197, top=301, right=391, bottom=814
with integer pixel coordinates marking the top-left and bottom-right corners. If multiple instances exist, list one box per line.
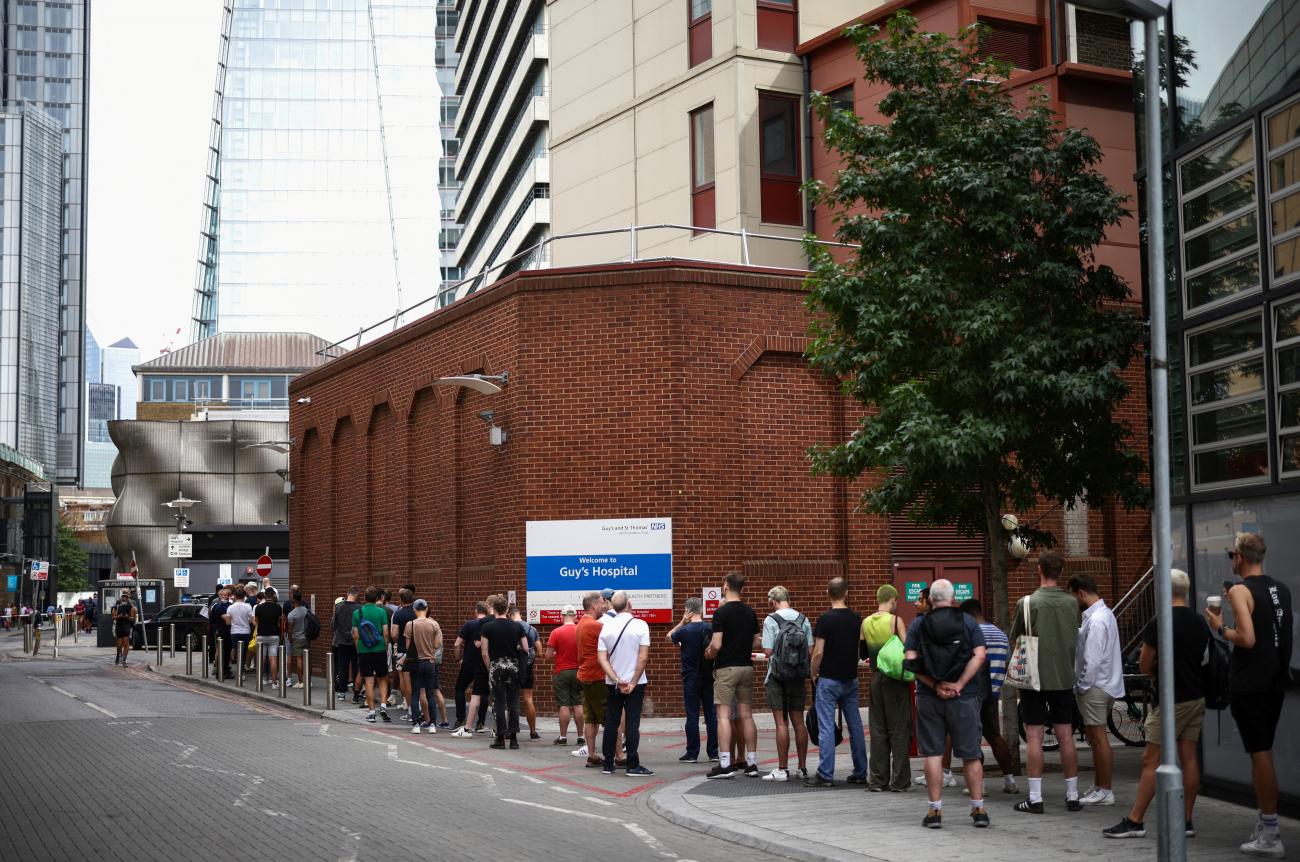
left=132, top=603, right=209, bottom=649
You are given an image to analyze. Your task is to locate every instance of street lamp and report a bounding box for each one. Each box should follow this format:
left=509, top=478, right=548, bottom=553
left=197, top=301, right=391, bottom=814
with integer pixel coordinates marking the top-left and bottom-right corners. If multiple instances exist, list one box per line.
left=435, top=371, right=510, bottom=395
left=1070, top=2, right=1180, bottom=861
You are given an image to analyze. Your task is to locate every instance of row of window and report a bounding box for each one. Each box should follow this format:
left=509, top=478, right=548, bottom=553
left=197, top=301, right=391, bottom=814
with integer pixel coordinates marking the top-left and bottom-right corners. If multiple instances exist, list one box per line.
left=15, top=1, right=75, bottom=29
left=141, top=375, right=291, bottom=404
left=689, top=0, right=797, bottom=68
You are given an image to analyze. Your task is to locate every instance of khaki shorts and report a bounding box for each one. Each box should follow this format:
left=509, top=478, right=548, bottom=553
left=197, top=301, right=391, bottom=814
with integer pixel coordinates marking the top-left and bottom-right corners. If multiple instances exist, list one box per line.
left=581, top=679, right=607, bottom=720
left=553, top=668, right=581, bottom=707
left=713, top=665, right=754, bottom=707
left=1076, top=687, right=1114, bottom=727
left=1144, top=697, right=1206, bottom=747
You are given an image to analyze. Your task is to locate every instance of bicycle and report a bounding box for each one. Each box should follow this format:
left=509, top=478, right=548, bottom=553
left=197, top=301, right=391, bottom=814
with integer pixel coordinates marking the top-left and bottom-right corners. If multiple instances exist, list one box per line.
left=1106, top=671, right=1154, bottom=748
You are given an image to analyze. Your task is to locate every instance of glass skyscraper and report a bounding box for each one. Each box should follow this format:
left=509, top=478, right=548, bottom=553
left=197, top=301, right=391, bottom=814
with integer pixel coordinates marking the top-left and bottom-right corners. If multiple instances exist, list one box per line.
left=194, top=0, right=445, bottom=344
left=3, top=0, right=90, bottom=485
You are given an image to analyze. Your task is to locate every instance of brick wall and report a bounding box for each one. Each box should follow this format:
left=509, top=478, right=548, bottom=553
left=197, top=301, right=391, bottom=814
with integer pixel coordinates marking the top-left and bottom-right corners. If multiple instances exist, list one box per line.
left=290, top=262, right=1150, bottom=716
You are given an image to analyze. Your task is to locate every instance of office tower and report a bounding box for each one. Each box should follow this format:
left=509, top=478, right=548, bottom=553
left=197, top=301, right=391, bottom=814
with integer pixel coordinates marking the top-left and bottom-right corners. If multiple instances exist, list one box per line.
left=194, top=0, right=442, bottom=344
left=436, top=1, right=461, bottom=305
left=2, top=0, right=91, bottom=485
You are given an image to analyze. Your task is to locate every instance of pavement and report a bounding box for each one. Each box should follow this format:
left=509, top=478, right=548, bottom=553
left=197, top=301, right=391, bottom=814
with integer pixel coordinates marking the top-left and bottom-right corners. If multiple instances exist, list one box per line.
left=6, top=631, right=1297, bottom=861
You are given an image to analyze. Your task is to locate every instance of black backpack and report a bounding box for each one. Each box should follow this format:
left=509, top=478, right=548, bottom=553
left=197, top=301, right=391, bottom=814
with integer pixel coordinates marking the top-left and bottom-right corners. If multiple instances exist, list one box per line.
left=303, top=609, right=321, bottom=642
left=919, top=607, right=973, bottom=683
left=1202, top=634, right=1231, bottom=710
left=768, top=612, right=810, bottom=682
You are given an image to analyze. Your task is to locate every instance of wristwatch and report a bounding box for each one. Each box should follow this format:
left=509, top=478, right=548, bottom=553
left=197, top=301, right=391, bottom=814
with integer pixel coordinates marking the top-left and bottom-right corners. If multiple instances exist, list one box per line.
left=1218, top=624, right=1226, bottom=637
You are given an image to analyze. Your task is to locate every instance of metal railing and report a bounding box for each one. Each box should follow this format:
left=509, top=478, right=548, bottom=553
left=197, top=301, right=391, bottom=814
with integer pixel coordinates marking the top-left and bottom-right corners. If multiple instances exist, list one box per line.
left=319, top=223, right=854, bottom=357
left=1113, top=565, right=1155, bottom=656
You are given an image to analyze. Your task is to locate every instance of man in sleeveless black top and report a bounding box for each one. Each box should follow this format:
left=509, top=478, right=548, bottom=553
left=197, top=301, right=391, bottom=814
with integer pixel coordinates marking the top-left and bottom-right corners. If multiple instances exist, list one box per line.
left=1206, top=531, right=1294, bottom=859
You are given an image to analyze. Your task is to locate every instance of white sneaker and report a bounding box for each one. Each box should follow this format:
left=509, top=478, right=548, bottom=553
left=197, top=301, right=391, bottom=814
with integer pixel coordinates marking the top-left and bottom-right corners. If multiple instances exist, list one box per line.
left=762, top=768, right=788, bottom=782
left=914, top=774, right=926, bottom=785
left=426, top=724, right=436, bottom=734
left=793, top=767, right=809, bottom=780
left=571, top=744, right=589, bottom=757
left=1241, top=832, right=1285, bottom=858
left=1079, top=787, right=1115, bottom=806
left=410, top=724, right=421, bottom=734
left=943, top=772, right=957, bottom=788
left=451, top=727, right=472, bottom=739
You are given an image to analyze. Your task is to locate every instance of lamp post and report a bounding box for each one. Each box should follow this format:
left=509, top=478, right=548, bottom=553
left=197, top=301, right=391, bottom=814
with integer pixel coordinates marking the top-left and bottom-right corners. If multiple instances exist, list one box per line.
left=1070, top=2, right=1178, bottom=859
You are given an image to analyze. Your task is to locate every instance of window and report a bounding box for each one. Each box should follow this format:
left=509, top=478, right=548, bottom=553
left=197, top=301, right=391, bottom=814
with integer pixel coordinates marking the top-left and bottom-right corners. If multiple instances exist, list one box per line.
left=173, top=380, right=189, bottom=402
left=16, top=77, right=37, bottom=102
left=45, top=29, right=72, bottom=53
left=46, top=4, right=73, bottom=27
left=193, top=380, right=211, bottom=401
left=757, top=0, right=797, bottom=52
left=1185, top=311, right=1269, bottom=488
left=690, top=104, right=715, bottom=230
left=439, top=161, right=457, bottom=187
left=978, top=18, right=1044, bottom=70
left=758, top=92, right=802, bottom=225
left=148, top=379, right=166, bottom=401
left=15, top=52, right=37, bottom=75
left=16, top=2, right=37, bottom=26
left=828, top=85, right=855, bottom=115
left=688, top=0, right=712, bottom=68
left=16, top=27, right=37, bottom=51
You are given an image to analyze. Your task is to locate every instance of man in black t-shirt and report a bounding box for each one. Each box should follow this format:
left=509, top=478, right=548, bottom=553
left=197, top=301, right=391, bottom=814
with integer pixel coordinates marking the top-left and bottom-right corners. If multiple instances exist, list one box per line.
left=480, top=594, right=530, bottom=749
left=805, top=577, right=867, bottom=787
left=389, top=589, right=418, bottom=714
left=452, top=601, right=491, bottom=735
left=1105, top=568, right=1210, bottom=840
left=253, top=587, right=283, bottom=684
left=332, top=586, right=362, bottom=703
left=705, top=573, right=760, bottom=779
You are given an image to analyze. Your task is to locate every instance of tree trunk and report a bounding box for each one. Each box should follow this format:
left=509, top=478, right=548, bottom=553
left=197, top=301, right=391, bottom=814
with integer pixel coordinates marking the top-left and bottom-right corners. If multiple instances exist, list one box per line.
left=982, top=480, right=1020, bottom=771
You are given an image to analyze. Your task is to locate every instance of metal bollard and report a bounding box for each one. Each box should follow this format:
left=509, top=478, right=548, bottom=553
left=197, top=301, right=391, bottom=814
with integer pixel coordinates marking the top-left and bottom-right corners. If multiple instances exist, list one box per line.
left=278, top=638, right=287, bottom=697
left=202, top=635, right=209, bottom=679
left=255, top=639, right=264, bottom=692
left=216, top=636, right=224, bottom=681
left=303, top=647, right=311, bottom=706
left=155, top=627, right=163, bottom=666
left=326, top=652, right=335, bottom=711
left=22, top=623, right=30, bottom=653
left=186, top=634, right=194, bottom=675
left=237, top=642, right=245, bottom=687
left=53, top=615, right=60, bottom=659
left=169, top=623, right=176, bottom=658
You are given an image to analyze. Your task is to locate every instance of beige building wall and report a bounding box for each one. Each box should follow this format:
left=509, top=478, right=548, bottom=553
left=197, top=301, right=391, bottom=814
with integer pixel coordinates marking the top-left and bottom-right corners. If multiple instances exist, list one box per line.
left=548, top=0, right=865, bottom=269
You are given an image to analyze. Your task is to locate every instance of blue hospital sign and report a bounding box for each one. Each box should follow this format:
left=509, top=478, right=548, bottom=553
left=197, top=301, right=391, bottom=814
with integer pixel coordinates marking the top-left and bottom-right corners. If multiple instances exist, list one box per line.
left=526, top=518, right=673, bottom=625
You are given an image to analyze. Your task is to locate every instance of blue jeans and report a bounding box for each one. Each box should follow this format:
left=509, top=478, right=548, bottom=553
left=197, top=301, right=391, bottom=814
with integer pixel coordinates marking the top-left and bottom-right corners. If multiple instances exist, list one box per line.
left=682, top=670, right=718, bottom=759
left=815, top=676, right=867, bottom=782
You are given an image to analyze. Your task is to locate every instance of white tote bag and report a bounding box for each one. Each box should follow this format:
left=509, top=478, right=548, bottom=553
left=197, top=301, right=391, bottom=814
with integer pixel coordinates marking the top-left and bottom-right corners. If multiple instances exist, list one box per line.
left=1003, top=594, right=1041, bottom=691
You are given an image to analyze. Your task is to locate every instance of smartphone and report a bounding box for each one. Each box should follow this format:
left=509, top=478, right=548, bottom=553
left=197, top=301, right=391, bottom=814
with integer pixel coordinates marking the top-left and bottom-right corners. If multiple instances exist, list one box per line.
left=1222, top=579, right=1235, bottom=591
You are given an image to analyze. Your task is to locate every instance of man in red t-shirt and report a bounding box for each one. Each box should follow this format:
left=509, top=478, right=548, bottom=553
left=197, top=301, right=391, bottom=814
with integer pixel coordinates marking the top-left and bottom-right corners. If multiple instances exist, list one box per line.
left=575, top=592, right=609, bottom=765
left=545, top=605, right=583, bottom=746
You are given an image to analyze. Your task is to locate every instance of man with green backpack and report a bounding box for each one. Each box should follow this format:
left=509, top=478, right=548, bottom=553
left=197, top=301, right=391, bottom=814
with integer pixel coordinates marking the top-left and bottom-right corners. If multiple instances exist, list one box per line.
left=862, top=584, right=913, bottom=792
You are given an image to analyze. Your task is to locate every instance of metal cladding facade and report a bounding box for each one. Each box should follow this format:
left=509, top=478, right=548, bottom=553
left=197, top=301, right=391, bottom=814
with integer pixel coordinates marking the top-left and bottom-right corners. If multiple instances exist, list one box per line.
left=106, top=419, right=288, bottom=580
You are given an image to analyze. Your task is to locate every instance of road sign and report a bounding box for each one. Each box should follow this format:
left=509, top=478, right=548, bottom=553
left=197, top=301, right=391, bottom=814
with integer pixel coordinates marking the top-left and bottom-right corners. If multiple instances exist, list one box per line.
left=117, top=573, right=135, bottom=581
left=167, top=533, right=193, bottom=558
left=217, top=563, right=233, bottom=586
left=255, top=555, right=273, bottom=577
left=173, top=567, right=190, bottom=588
left=702, top=586, right=721, bottom=619
left=31, top=561, right=48, bottom=581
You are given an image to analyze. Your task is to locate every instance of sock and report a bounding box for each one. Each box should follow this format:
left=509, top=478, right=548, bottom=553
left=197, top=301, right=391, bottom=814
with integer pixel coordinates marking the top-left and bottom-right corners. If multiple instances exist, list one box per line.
left=1028, top=777, right=1043, bottom=804
left=930, top=799, right=943, bottom=811
left=1004, top=774, right=1018, bottom=787
left=746, top=753, right=757, bottom=767
left=1262, top=813, right=1280, bottom=835
left=719, top=753, right=731, bottom=769
left=970, top=798, right=984, bottom=810
left=1065, top=776, right=1079, bottom=800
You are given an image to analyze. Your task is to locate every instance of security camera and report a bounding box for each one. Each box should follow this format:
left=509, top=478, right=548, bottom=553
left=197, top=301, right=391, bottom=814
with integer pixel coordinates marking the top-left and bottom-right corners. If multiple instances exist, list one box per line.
left=477, top=410, right=495, bottom=424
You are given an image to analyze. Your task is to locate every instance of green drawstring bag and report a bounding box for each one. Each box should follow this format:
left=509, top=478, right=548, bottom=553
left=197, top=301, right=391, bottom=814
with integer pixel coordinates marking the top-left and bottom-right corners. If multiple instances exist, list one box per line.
left=876, top=634, right=915, bottom=682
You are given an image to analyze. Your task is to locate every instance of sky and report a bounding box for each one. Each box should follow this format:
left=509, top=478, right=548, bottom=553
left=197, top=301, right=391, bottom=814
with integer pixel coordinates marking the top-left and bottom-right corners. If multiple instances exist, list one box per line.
left=86, top=0, right=225, bottom=362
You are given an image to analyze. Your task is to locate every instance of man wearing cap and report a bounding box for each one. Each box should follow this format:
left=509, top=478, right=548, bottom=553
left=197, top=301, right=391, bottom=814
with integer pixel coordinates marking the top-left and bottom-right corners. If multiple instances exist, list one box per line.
left=601, top=588, right=617, bottom=619
left=667, top=597, right=718, bottom=763
left=407, top=599, right=442, bottom=733
left=546, top=604, right=583, bottom=746
left=862, top=584, right=912, bottom=792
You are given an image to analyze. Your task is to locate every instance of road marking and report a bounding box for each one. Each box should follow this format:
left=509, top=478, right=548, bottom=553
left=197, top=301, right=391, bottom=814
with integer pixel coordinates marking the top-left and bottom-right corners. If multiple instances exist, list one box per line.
left=552, top=786, right=579, bottom=794
left=493, top=767, right=514, bottom=775
left=624, top=823, right=673, bottom=858
left=584, top=796, right=615, bottom=806
left=35, top=679, right=119, bottom=718
left=466, top=759, right=487, bottom=766
left=520, top=775, right=545, bottom=784
left=81, top=700, right=118, bottom=718
left=500, top=798, right=620, bottom=823
left=442, top=752, right=465, bottom=759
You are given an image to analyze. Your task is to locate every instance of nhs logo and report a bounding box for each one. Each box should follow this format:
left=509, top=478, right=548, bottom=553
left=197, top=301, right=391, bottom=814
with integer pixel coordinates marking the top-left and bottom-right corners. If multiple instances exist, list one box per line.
left=650, top=522, right=667, bottom=531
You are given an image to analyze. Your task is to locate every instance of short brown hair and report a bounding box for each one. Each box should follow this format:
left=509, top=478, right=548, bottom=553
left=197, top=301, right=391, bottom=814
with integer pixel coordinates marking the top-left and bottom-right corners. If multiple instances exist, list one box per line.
left=474, top=601, right=490, bottom=615
left=1038, top=550, right=1065, bottom=580
left=398, top=588, right=414, bottom=605
left=724, top=572, right=746, bottom=593
left=364, top=585, right=380, bottom=603
left=827, top=577, right=848, bottom=600
left=1236, top=532, right=1266, bottom=564
left=490, top=594, right=508, bottom=615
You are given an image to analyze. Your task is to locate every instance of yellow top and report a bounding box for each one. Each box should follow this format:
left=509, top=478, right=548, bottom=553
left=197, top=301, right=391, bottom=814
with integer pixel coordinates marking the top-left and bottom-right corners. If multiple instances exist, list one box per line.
left=861, top=611, right=902, bottom=651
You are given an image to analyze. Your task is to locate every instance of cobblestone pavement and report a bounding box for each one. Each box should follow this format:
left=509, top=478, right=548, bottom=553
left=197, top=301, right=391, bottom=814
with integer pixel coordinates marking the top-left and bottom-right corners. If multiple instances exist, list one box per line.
left=0, top=639, right=782, bottom=862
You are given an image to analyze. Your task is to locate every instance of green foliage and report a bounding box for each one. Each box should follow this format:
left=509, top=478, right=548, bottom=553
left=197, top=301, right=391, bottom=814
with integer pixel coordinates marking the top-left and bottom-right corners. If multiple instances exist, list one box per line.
left=804, top=13, right=1148, bottom=623
left=56, top=524, right=90, bottom=592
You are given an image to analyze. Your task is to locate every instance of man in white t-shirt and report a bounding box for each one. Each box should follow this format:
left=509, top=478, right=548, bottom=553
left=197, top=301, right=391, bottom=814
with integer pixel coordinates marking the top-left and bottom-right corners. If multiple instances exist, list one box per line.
left=596, top=590, right=653, bottom=777
left=223, top=594, right=255, bottom=672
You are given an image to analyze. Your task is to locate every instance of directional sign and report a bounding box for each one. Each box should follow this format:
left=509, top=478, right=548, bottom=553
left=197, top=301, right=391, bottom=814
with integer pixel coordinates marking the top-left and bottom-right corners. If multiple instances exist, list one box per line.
left=173, top=567, right=190, bottom=588
left=167, top=533, right=193, bottom=558
left=255, top=555, right=273, bottom=577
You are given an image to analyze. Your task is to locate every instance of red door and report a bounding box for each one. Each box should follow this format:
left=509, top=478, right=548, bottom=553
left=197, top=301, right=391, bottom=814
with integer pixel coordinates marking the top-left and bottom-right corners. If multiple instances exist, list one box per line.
left=891, top=560, right=984, bottom=627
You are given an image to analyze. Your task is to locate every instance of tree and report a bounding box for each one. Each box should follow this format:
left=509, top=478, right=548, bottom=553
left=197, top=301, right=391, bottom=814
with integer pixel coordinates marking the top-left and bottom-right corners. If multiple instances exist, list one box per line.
left=56, top=524, right=90, bottom=592
left=804, top=12, right=1148, bottom=633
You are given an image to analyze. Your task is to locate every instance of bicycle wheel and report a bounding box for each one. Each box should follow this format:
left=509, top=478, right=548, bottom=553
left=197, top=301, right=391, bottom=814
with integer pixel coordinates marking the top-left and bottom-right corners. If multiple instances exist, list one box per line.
left=1017, top=710, right=1060, bottom=752
left=1107, top=687, right=1151, bottom=747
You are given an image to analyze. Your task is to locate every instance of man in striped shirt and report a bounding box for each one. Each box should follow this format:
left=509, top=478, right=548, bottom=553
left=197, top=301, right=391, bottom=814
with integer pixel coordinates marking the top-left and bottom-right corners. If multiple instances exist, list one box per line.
left=961, top=599, right=1018, bottom=794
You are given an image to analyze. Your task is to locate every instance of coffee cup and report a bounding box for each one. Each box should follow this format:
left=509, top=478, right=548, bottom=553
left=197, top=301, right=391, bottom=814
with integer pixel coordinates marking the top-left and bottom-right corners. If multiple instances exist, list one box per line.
left=1207, top=595, right=1223, bottom=611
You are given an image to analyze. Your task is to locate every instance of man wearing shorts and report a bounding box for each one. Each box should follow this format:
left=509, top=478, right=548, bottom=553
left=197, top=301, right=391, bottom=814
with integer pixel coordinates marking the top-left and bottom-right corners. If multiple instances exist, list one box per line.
left=546, top=605, right=583, bottom=746
left=253, top=586, right=283, bottom=684
left=451, top=601, right=490, bottom=735
left=906, top=579, right=988, bottom=829
left=1206, top=531, right=1294, bottom=858
left=705, top=572, right=759, bottom=779
left=1070, top=573, right=1124, bottom=806
left=112, top=591, right=135, bottom=666
left=1104, top=568, right=1210, bottom=841
left=575, top=591, right=608, bottom=766
left=352, top=586, right=391, bottom=723
left=389, top=589, right=417, bottom=711
left=285, top=591, right=310, bottom=687
left=1011, top=551, right=1082, bottom=814
left=760, top=585, right=812, bottom=782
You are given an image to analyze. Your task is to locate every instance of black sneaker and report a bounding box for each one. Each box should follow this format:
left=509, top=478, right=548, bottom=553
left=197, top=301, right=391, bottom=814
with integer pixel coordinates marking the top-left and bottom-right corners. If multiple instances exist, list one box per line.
left=379, top=707, right=391, bottom=723
left=489, top=738, right=505, bottom=750
left=743, top=764, right=760, bottom=778
left=678, top=753, right=699, bottom=763
left=803, top=774, right=835, bottom=788
left=1013, top=799, right=1044, bottom=814
left=706, top=765, right=736, bottom=779
left=626, top=765, right=655, bottom=777
left=553, top=737, right=568, bottom=746
left=923, top=809, right=942, bottom=829
left=529, top=731, right=540, bottom=740
left=509, top=738, right=520, bottom=750
left=971, top=808, right=990, bottom=828
left=1185, top=821, right=1195, bottom=838
left=602, top=762, right=615, bottom=775
left=1102, top=817, right=1146, bottom=839
left=846, top=774, right=868, bottom=785
left=1066, top=798, right=1082, bottom=812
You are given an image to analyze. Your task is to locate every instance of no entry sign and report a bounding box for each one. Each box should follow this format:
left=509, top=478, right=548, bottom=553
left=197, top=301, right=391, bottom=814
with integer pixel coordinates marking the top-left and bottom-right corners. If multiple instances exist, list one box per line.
left=256, top=555, right=273, bottom=577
